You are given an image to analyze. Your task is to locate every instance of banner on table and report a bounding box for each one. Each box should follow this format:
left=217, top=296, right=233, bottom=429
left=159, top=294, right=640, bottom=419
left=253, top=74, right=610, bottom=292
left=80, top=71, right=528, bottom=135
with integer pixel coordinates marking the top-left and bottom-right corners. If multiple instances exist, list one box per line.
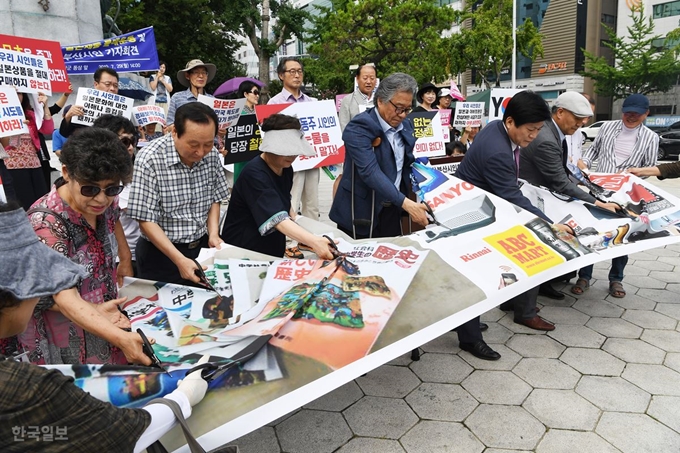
left=131, top=105, right=166, bottom=127
left=453, top=102, right=484, bottom=128
left=223, top=114, right=261, bottom=165
left=408, top=110, right=446, bottom=158
left=489, top=88, right=520, bottom=122
left=62, top=27, right=159, bottom=75
left=71, top=87, right=134, bottom=126
left=198, top=96, right=245, bottom=129
left=439, top=108, right=452, bottom=143
left=0, top=49, right=51, bottom=95
left=0, top=35, right=69, bottom=92
left=256, top=100, right=344, bottom=171
left=0, top=86, right=28, bottom=138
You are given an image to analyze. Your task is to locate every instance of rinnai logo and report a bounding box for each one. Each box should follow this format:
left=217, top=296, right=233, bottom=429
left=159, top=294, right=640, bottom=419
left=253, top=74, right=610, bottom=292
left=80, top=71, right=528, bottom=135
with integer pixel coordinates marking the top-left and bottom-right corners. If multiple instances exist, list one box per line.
left=538, top=62, right=567, bottom=74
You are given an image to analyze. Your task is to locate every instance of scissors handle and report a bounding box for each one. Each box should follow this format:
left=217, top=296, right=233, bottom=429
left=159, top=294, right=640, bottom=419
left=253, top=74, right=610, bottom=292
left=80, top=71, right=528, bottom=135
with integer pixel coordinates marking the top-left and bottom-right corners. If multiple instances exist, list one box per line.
left=136, top=328, right=166, bottom=373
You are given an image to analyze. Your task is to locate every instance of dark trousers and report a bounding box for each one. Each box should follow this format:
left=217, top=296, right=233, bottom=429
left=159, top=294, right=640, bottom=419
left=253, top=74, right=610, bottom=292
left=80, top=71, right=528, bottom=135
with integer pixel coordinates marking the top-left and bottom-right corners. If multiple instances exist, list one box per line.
left=136, top=235, right=208, bottom=288
left=338, top=204, right=403, bottom=239
left=0, top=160, right=16, bottom=202
left=579, top=255, right=628, bottom=282
left=501, top=285, right=540, bottom=322
left=456, top=317, right=483, bottom=343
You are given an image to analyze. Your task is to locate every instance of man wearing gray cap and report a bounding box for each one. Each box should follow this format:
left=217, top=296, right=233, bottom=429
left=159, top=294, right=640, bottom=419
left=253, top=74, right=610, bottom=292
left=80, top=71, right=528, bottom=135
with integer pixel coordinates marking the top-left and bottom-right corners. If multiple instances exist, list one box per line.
left=520, top=91, right=619, bottom=299
left=572, top=93, right=659, bottom=298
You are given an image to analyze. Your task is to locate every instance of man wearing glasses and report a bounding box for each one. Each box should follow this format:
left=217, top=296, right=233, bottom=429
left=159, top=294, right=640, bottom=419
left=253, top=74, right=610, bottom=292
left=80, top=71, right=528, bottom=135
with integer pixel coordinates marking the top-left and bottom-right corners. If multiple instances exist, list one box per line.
left=572, top=93, right=658, bottom=299
left=268, top=58, right=321, bottom=224
left=59, top=67, right=120, bottom=138
left=166, top=59, right=216, bottom=127
left=329, top=72, right=428, bottom=239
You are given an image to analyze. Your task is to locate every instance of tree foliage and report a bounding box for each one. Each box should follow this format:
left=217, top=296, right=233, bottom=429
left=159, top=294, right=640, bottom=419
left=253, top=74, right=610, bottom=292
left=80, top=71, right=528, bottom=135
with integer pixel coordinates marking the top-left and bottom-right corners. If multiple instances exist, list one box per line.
left=455, top=0, right=544, bottom=89
left=231, top=0, right=310, bottom=90
left=581, top=4, right=680, bottom=100
left=304, top=0, right=459, bottom=96
left=109, top=0, right=245, bottom=92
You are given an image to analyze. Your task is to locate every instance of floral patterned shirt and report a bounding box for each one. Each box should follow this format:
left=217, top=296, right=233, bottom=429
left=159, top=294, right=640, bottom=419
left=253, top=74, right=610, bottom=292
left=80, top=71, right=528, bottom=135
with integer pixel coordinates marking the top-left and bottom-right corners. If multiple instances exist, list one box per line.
left=19, top=179, right=126, bottom=365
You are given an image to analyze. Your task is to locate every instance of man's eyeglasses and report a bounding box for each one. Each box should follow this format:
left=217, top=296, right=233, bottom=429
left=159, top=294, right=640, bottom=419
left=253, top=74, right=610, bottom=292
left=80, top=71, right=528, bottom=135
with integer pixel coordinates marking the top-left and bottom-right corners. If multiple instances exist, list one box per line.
left=249, top=90, right=260, bottom=95
left=79, top=184, right=125, bottom=198
left=190, top=70, right=209, bottom=76
left=389, top=100, right=413, bottom=115
left=284, top=69, right=304, bottom=76
left=99, top=81, right=119, bottom=89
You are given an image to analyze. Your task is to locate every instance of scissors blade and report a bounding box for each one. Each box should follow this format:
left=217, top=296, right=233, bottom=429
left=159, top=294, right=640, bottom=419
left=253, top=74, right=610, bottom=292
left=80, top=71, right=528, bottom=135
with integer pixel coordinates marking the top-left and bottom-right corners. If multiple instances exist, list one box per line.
left=192, top=259, right=221, bottom=294
left=136, top=328, right=169, bottom=375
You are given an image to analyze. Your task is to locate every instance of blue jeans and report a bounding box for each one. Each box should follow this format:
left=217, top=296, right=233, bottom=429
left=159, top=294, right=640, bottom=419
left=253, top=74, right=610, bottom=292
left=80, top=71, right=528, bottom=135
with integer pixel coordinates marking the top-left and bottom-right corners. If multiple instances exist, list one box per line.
left=578, top=255, right=629, bottom=282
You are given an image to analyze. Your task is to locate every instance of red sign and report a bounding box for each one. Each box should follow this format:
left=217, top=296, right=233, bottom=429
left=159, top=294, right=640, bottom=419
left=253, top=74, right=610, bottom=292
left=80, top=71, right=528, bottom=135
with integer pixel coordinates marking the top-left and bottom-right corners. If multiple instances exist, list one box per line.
left=0, top=34, right=70, bottom=92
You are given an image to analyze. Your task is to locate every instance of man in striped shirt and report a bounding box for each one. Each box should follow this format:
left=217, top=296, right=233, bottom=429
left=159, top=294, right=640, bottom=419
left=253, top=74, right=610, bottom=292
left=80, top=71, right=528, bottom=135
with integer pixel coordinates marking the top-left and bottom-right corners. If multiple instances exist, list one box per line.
left=572, top=94, right=659, bottom=298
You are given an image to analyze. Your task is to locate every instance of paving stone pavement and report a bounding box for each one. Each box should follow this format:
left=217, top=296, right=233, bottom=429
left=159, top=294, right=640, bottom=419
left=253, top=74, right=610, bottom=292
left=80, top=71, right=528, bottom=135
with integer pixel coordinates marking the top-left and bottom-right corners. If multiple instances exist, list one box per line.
left=230, top=176, right=680, bottom=452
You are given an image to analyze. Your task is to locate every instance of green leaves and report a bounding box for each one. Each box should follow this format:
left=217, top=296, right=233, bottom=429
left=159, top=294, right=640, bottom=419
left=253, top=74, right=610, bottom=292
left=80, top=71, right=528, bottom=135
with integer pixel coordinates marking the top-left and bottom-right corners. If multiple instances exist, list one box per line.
left=581, top=4, right=680, bottom=100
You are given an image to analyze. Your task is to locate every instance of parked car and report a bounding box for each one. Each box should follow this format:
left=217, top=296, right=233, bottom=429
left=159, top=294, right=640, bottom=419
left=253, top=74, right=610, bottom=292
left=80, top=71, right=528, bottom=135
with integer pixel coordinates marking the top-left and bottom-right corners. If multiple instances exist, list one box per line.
left=658, top=131, right=680, bottom=160
left=581, top=121, right=605, bottom=142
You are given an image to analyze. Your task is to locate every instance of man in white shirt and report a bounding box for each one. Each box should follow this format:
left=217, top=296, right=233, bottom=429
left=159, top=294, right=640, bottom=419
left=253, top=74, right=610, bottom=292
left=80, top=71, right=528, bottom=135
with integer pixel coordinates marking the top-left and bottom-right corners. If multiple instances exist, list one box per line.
left=573, top=93, right=659, bottom=299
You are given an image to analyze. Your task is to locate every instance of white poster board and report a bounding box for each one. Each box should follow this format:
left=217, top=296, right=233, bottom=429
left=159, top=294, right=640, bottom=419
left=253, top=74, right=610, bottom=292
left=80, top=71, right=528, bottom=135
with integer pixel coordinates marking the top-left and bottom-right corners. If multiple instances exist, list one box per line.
left=71, top=87, right=134, bottom=126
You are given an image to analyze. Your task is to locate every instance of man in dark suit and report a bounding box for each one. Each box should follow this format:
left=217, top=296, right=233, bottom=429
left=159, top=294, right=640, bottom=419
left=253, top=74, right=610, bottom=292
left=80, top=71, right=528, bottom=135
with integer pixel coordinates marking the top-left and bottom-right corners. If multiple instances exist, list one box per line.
left=330, top=72, right=428, bottom=238
left=520, top=91, right=619, bottom=300
left=456, top=90, right=571, bottom=332
left=331, top=73, right=499, bottom=361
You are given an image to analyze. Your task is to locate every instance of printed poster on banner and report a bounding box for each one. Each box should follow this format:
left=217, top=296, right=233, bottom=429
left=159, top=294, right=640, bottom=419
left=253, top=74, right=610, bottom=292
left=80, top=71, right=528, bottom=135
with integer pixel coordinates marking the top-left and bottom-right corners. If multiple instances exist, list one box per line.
left=489, top=88, right=520, bottom=122
left=131, top=105, right=165, bottom=127
left=408, top=110, right=446, bottom=158
left=0, top=34, right=70, bottom=92
left=0, top=49, right=51, bottom=95
left=452, top=102, right=484, bottom=128
left=439, top=109, right=452, bottom=143
left=223, top=114, right=261, bottom=165
left=62, top=27, right=159, bottom=75
left=0, top=86, right=28, bottom=138
left=256, top=100, right=345, bottom=171
left=71, top=87, right=134, bottom=126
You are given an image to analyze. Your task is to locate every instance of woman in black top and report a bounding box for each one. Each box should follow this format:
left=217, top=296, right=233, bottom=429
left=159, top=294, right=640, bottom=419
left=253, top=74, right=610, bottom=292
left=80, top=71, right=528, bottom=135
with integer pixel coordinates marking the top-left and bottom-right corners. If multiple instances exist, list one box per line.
left=220, top=114, right=335, bottom=259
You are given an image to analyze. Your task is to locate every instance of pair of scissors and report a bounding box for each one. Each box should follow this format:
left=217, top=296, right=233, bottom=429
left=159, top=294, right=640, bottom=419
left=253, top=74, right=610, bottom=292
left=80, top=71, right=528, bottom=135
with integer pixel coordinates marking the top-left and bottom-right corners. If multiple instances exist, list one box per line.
left=421, top=202, right=454, bottom=231
left=192, top=258, right=221, bottom=294
left=322, top=235, right=359, bottom=275
left=184, top=334, right=271, bottom=382
left=136, top=328, right=170, bottom=375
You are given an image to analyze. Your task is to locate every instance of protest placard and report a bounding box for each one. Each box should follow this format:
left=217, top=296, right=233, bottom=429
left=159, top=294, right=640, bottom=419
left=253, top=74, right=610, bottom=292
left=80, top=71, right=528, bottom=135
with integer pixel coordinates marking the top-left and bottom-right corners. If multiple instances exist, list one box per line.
left=0, top=49, right=51, bottom=95
left=71, top=87, right=134, bottom=126
left=0, top=86, right=28, bottom=138
left=62, top=27, right=159, bottom=75
left=409, top=110, right=446, bottom=158
left=197, top=96, right=245, bottom=129
left=131, top=105, right=166, bottom=127
left=256, top=100, right=345, bottom=171
left=439, top=108, right=452, bottom=142
left=0, top=35, right=69, bottom=92
left=223, top=114, right=261, bottom=164
left=489, top=88, right=521, bottom=122
left=452, top=102, right=484, bottom=128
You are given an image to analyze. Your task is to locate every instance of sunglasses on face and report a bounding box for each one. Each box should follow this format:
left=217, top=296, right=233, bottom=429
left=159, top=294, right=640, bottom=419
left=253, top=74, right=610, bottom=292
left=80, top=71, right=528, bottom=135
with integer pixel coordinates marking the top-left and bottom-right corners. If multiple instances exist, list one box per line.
left=79, top=184, right=125, bottom=197
left=119, top=136, right=137, bottom=148
left=249, top=90, right=260, bottom=95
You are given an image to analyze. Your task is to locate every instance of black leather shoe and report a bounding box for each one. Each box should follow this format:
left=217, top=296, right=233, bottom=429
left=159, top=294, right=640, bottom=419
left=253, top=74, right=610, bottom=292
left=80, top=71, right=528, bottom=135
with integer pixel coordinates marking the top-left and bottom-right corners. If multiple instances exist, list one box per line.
left=539, top=283, right=565, bottom=300
left=479, top=322, right=489, bottom=332
left=460, top=341, right=501, bottom=361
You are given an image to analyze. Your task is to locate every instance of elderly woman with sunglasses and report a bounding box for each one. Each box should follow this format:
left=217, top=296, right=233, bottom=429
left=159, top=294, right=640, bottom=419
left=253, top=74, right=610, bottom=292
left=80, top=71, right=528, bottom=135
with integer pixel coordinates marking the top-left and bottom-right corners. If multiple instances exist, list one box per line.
left=18, top=128, right=147, bottom=365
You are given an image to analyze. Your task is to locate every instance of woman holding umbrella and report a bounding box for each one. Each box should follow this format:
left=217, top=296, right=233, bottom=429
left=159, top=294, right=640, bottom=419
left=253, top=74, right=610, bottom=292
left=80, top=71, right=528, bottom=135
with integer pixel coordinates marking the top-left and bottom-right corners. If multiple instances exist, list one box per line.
left=166, top=59, right=216, bottom=127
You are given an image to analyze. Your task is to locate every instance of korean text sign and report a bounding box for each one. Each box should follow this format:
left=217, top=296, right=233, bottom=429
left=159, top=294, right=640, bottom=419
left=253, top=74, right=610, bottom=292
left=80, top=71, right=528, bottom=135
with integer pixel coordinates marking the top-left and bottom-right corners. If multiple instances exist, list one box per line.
left=255, top=100, right=345, bottom=171
left=0, top=34, right=69, bottom=92
left=408, top=110, right=446, bottom=158
left=198, top=96, right=245, bottom=129
left=62, top=27, right=160, bottom=75
left=72, top=87, right=134, bottom=126
left=132, top=105, right=166, bottom=127
left=0, top=86, right=28, bottom=138
left=0, top=49, right=51, bottom=95
left=452, top=102, right=484, bottom=128
left=223, top=114, right=261, bottom=164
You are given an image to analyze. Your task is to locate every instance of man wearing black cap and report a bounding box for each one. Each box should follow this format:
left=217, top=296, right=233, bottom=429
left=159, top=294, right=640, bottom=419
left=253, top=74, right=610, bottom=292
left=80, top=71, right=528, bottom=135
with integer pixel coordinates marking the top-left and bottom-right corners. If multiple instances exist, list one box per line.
left=573, top=93, right=659, bottom=298
left=520, top=91, right=620, bottom=300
